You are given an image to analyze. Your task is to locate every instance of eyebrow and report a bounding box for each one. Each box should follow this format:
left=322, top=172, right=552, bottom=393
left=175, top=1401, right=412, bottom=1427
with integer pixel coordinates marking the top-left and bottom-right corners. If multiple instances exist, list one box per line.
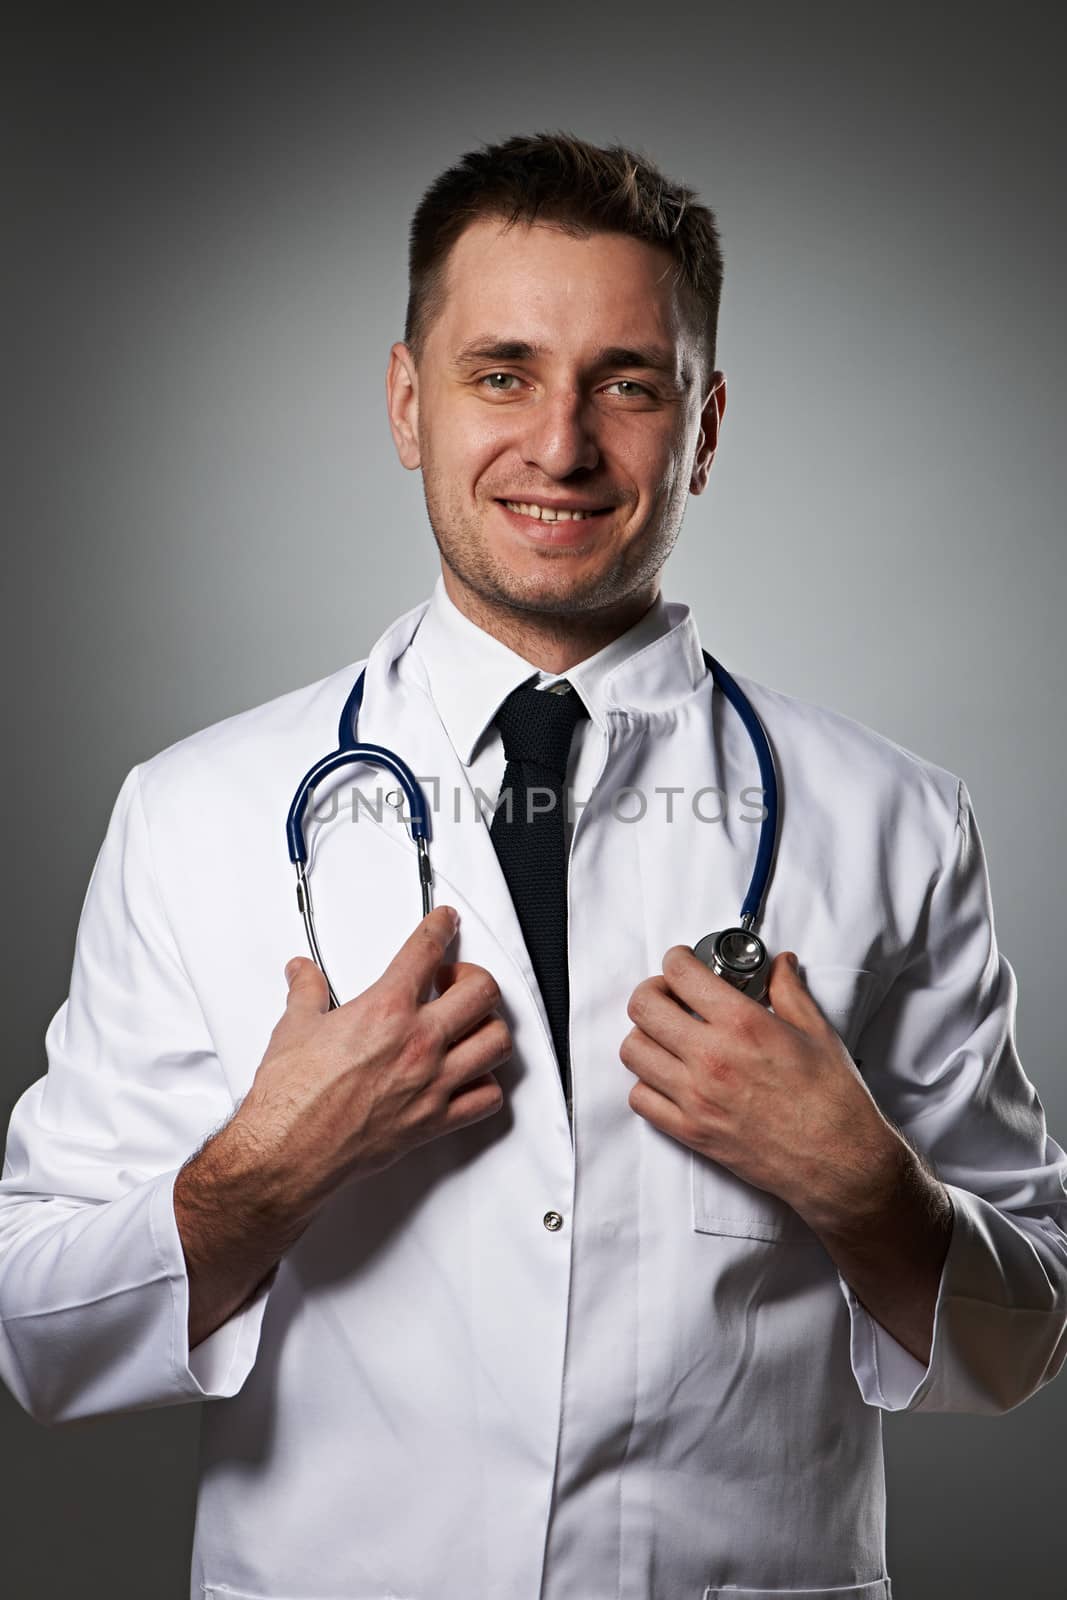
left=451, top=337, right=691, bottom=387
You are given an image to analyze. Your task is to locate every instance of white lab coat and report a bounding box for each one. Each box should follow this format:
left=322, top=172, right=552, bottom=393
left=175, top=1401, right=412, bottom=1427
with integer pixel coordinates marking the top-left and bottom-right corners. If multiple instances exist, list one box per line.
left=2, top=593, right=1066, bottom=1600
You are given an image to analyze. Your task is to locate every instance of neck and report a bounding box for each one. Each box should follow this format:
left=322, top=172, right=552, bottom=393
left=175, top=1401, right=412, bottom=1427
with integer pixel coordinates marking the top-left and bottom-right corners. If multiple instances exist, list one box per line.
left=439, top=566, right=661, bottom=674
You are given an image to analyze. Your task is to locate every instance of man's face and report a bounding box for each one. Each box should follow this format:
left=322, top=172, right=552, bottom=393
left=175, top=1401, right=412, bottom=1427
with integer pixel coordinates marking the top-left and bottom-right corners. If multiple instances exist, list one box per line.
left=387, top=216, right=725, bottom=622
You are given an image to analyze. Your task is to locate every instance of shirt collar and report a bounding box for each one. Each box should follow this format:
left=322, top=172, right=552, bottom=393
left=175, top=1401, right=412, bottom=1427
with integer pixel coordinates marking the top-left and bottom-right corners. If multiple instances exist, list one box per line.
left=407, top=571, right=705, bottom=767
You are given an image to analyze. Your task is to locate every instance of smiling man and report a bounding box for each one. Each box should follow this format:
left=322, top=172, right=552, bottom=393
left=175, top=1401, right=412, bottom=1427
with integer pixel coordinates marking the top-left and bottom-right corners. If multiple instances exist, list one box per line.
left=2, top=133, right=1066, bottom=1600
left=391, top=217, right=719, bottom=652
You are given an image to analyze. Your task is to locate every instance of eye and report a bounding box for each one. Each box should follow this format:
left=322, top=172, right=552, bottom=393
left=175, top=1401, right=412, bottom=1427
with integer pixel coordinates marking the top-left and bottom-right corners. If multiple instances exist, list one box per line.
left=480, top=372, right=524, bottom=392
left=604, top=379, right=652, bottom=398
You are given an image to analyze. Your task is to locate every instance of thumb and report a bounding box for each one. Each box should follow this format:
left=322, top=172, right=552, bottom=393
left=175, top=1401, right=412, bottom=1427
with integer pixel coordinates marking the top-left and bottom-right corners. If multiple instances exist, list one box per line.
left=284, top=957, right=330, bottom=1015
left=765, top=951, right=823, bottom=1029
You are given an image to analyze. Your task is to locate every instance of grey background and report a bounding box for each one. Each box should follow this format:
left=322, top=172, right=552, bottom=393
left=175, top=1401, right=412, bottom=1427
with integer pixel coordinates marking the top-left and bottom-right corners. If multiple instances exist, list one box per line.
left=3, top=4, right=1065, bottom=1594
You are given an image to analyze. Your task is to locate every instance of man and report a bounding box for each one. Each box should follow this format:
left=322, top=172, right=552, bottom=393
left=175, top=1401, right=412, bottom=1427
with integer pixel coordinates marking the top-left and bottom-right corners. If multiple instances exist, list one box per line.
left=1, top=133, right=1065, bottom=1599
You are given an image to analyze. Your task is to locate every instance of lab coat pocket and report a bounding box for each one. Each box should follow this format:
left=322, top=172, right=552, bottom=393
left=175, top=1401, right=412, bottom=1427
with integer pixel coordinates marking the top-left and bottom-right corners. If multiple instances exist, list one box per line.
left=201, top=1588, right=276, bottom=1598
left=202, top=1589, right=356, bottom=1599
left=800, top=964, right=876, bottom=1059
left=202, top=1588, right=413, bottom=1600
left=201, top=1589, right=304, bottom=1599
left=691, top=967, right=874, bottom=1243
left=703, top=1582, right=891, bottom=1598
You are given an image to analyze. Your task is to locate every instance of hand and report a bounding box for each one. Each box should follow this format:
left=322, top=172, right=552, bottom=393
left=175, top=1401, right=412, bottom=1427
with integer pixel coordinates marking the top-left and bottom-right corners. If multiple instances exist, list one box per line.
left=620, top=946, right=899, bottom=1230
left=237, top=907, right=510, bottom=1215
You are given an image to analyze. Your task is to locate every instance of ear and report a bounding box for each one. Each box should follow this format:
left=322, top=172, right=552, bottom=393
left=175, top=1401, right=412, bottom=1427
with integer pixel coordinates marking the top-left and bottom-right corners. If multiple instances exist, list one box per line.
left=690, top=370, right=727, bottom=495
left=386, top=342, right=421, bottom=470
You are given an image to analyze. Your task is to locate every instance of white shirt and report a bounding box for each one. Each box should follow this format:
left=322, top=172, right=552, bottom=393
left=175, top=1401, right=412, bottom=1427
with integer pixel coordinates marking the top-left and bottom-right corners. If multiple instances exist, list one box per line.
left=407, top=572, right=678, bottom=848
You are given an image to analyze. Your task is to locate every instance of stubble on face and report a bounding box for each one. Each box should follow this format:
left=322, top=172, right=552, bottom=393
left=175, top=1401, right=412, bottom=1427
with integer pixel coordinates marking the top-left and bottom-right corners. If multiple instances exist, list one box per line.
left=403, top=218, right=712, bottom=660
left=420, top=439, right=686, bottom=633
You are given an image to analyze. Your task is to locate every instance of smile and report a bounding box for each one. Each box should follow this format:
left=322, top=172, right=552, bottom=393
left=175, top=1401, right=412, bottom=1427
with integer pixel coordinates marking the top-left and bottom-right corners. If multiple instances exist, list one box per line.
left=499, top=500, right=608, bottom=523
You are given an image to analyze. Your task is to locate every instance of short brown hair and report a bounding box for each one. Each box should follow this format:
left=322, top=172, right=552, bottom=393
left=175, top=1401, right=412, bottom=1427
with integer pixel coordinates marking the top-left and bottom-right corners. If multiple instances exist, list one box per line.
left=404, top=131, right=724, bottom=382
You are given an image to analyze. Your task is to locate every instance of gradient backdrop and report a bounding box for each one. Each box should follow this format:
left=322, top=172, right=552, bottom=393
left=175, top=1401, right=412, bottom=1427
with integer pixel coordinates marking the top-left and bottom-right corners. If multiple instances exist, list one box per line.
left=3, top=6, right=1065, bottom=1595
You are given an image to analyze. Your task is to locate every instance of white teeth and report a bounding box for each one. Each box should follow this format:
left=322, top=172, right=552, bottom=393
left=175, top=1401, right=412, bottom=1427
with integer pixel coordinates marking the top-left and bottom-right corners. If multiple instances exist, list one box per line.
left=503, top=500, right=596, bottom=522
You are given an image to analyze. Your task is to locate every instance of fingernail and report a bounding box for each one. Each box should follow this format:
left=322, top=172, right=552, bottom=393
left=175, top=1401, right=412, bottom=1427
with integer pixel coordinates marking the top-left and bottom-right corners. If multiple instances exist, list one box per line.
left=787, top=952, right=800, bottom=973
left=444, top=906, right=460, bottom=931
left=285, top=959, right=299, bottom=985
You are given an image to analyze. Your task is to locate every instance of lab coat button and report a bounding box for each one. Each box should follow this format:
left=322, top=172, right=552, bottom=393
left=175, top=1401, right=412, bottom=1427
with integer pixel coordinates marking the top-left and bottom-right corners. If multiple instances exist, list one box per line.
left=543, top=1210, right=564, bottom=1232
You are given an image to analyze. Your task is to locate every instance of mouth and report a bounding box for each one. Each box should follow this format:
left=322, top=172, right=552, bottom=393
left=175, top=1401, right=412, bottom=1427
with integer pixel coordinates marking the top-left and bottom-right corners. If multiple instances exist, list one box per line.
left=493, top=498, right=614, bottom=547
left=496, top=498, right=612, bottom=523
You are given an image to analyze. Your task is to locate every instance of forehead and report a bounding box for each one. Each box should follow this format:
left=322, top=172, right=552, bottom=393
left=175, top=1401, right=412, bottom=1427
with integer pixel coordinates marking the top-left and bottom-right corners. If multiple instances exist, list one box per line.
left=433, top=216, right=693, bottom=357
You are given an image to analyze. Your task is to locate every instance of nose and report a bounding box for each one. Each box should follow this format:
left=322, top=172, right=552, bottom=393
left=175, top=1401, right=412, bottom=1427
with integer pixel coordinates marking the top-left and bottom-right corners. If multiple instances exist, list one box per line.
left=519, top=387, right=601, bottom=478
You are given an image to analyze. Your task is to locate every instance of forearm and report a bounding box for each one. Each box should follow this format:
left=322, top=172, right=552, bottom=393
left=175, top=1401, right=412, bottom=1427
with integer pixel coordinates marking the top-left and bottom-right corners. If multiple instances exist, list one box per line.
left=173, top=1112, right=322, bottom=1351
left=804, top=1132, right=954, bottom=1365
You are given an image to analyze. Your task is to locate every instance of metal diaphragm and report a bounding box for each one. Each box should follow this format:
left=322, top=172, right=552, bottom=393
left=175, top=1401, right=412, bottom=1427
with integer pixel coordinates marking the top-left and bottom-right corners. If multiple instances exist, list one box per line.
left=693, top=927, right=770, bottom=1003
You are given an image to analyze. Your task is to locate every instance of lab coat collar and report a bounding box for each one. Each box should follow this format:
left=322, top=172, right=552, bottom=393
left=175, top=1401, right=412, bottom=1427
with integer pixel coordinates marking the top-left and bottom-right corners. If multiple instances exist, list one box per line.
left=343, top=584, right=707, bottom=1087
left=406, top=571, right=706, bottom=767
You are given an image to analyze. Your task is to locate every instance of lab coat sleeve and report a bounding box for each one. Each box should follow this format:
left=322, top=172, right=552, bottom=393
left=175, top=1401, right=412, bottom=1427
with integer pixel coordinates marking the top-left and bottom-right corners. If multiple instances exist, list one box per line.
left=839, top=779, right=1067, bottom=1414
left=0, top=766, right=273, bottom=1425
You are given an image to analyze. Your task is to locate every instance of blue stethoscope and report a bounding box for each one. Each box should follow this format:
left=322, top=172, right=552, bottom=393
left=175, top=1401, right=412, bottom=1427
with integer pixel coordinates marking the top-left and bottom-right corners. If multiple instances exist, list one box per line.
left=286, top=650, right=779, bottom=1010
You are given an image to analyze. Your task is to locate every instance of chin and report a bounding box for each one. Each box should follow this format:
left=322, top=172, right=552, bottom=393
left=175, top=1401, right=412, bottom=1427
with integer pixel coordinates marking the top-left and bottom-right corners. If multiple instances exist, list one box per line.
left=488, top=562, right=627, bottom=615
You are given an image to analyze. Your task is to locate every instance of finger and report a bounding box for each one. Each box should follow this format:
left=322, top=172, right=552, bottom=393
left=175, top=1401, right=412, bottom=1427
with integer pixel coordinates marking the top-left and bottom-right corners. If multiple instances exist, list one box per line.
left=765, top=952, right=828, bottom=1033
left=440, top=1072, right=505, bottom=1133
left=421, top=957, right=479, bottom=1005
left=381, top=906, right=461, bottom=1003
left=432, top=960, right=488, bottom=995
left=627, top=1076, right=692, bottom=1144
left=627, top=974, right=705, bottom=1060
left=661, top=944, right=766, bottom=1026
left=618, top=1025, right=684, bottom=1101
left=427, top=964, right=504, bottom=1044
left=284, top=957, right=331, bottom=1017
left=442, top=1014, right=512, bottom=1090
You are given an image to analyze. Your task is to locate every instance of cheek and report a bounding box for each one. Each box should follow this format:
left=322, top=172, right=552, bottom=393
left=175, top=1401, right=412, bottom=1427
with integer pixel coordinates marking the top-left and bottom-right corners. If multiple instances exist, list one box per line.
left=421, top=398, right=503, bottom=469
left=440, top=416, right=515, bottom=488
left=462, top=413, right=512, bottom=455
left=632, top=462, right=682, bottom=520
left=612, top=423, right=688, bottom=499
left=655, top=446, right=697, bottom=510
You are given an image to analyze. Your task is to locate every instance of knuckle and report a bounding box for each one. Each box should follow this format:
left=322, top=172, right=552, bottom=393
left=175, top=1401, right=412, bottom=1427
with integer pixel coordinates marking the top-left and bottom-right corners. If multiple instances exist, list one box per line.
left=698, top=1043, right=732, bottom=1085
left=391, top=1013, right=442, bottom=1080
left=422, top=1077, right=453, bottom=1120
left=479, top=1075, right=505, bottom=1109
left=382, top=1014, right=419, bottom=1067
left=626, top=982, right=652, bottom=1025
left=390, top=1025, right=426, bottom=1081
left=453, top=1084, right=503, bottom=1130
left=483, top=975, right=503, bottom=1010
left=373, top=982, right=409, bottom=1031
left=463, top=1020, right=507, bottom=1073
left=415, top=1006, right=447, bottom=1055
left=490, top=1020, right=513, bottom=1061
left=470, top=966, right=502, bottom=1010
left=661, top=944, right=688, bottom=976
left=731, top=1006, right=760, bottom=1048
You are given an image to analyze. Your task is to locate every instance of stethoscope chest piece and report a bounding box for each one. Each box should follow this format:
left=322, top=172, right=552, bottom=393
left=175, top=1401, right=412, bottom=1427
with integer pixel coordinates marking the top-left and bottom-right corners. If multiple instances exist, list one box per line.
left=693, top=926, right=770, bottom=1004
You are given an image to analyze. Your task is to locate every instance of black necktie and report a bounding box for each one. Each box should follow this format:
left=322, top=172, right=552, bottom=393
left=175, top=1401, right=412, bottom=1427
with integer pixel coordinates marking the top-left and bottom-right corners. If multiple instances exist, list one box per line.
left=489, top=680, right=590, bottom=1107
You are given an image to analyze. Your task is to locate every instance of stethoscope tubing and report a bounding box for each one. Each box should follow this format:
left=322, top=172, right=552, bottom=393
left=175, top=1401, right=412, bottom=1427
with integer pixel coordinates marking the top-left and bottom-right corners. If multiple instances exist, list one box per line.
left=701, top=652, right=779, bottom=925
left=286, top=648, right=779, bottom=1004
